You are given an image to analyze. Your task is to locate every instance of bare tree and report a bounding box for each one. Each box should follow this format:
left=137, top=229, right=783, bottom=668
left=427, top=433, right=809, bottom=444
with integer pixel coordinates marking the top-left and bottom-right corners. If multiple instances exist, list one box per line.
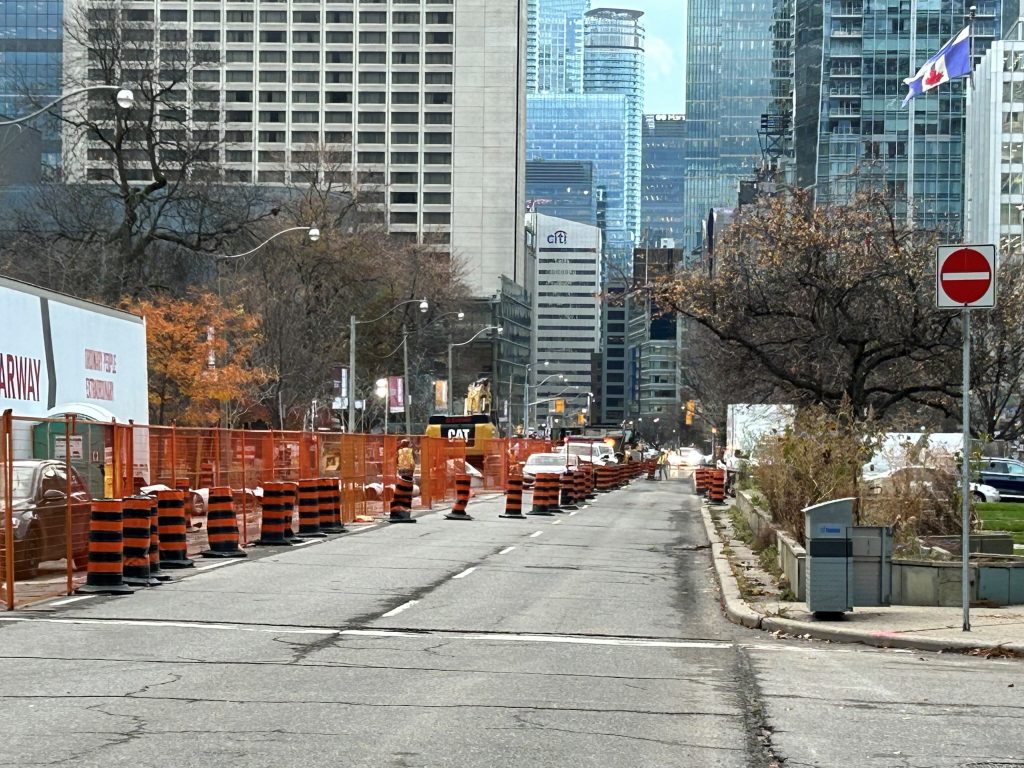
left=1, top=0, right=276, bottom=300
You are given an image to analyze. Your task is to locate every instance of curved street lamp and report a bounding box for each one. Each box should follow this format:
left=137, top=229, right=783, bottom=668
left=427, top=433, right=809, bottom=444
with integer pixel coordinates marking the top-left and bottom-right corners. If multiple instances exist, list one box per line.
left=447, top=325, right=503, bottom=414
left=349, top=297, right=429, bottom=433
left=218, top=225, right=320, bottom=259
left=0, top=85, right=135, bottom=127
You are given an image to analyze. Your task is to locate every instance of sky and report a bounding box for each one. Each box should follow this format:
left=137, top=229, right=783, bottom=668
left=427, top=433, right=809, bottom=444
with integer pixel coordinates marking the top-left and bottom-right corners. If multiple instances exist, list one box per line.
left=625, top=0, right=686, bottom=114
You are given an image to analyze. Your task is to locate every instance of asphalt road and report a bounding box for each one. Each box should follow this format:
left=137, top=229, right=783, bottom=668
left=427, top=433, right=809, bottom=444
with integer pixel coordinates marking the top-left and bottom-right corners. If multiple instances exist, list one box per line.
left=0, top=475, right=1020, bottom=767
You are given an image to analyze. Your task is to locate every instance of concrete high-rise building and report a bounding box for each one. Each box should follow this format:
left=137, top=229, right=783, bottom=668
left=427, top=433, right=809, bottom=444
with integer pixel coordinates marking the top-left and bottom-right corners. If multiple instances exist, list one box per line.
left=683, top=0, right=775, bottom=252
left=526, top=212, right=601, bottom=429
left=793, top=0, right=1015, bottom=237
left=641, top=113, right=686, bottom=247
left=966, top=18, right=1024, bottom=262
left=0, top=0, right=63, bottom=172
left=64, top=0, right=527, bottom=297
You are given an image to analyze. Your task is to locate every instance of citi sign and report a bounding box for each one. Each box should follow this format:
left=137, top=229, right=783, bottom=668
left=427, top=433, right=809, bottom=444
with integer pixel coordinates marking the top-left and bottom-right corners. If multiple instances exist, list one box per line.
left=546, top=230, right=568, bottom=245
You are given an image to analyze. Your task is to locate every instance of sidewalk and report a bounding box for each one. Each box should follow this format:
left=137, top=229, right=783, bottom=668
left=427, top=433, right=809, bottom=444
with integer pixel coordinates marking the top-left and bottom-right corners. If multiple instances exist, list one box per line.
left=700, top=503, right=1024, bottom=655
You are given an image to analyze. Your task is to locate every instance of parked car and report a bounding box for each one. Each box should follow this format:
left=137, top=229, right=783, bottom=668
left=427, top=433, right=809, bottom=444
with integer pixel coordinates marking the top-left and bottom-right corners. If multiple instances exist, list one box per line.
left=864, top=465, right=1001, bottom=503
left=559, top=441, right=616, bottom=467
left=522, top=453, right=579, bottom=487
left=972, top=458, right=1024, bottom=502
left=3, top=460, right=93, bottom=579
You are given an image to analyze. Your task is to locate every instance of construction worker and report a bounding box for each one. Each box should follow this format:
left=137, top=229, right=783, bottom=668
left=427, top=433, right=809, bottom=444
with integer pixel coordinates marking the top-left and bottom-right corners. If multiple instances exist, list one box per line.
left=657, top=449, right=670, bottom=480
left=397, top=439, right=416, bottom=480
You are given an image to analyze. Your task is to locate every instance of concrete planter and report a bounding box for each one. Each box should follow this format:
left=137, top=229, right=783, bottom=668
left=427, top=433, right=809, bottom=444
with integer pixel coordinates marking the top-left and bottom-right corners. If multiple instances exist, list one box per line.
left=891, top=557, right=1024, bottom=606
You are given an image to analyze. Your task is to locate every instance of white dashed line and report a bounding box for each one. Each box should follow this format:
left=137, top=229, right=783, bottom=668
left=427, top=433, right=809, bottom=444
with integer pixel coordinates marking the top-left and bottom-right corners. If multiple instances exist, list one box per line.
left=498, top=546, right=516, bottom=555
left=529, top=531, right=544, bottom=538
left=0, top=616, right=335, bottom=635
left=568, top=510, right=578, bottom=516
left=195, top=559, right=244, bottom=572
left=452, top=566, right=477, bottom=580
left=48, top=595, right=94, bottom=607
left=380, top=600, right=419, bottom=618
left=552, top=520, right=562, bottom=525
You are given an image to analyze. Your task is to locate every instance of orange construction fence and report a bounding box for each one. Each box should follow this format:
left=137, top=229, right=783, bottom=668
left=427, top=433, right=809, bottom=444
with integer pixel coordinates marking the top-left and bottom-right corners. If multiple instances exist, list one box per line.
left=1, top=409, right=548, bottom=609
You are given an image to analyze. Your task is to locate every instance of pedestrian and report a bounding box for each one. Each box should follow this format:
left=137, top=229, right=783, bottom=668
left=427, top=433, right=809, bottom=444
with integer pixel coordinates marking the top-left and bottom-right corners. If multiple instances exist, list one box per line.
left=397, top=439, right=415, bottom=480
left=658, top=449, right=669, bottom=479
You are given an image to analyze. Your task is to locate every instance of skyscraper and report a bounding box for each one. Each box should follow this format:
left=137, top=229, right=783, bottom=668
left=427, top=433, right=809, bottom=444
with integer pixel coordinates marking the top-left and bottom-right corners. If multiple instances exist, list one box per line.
left=64, top=0, right=527, bottom=298
left=683, top=0, right=775, bottom=251
left=641, top=113, right=686, bottom=247
left=527, top=0, right=589, bottom=93
left=793, top=0, right=1016, bottom=236
left=0, top=0, right=62, bottom=172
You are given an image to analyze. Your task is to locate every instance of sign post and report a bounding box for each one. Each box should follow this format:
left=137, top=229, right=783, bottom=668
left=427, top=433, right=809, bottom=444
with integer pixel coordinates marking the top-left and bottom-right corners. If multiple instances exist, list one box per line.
left=935, top=244, right=996, bottom=632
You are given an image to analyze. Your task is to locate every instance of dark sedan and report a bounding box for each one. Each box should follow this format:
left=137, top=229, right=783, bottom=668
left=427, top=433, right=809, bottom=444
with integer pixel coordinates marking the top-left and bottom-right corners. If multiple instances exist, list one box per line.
left=3, top=460, right=92, bottom=579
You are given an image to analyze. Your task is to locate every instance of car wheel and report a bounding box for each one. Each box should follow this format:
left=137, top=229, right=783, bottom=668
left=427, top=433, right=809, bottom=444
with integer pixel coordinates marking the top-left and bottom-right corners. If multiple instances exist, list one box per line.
left=972, top=490, right=986, bottom=503
left=14, top=529, right=43, bottom=580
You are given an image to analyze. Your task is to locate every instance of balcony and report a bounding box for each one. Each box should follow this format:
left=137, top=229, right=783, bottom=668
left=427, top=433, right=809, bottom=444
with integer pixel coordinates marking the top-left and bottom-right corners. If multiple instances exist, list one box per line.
left=832, top=3, right=863, bottom=16
left=831, top=25, right=862, bottom=37
left=829, top=68, right=861, bottom=77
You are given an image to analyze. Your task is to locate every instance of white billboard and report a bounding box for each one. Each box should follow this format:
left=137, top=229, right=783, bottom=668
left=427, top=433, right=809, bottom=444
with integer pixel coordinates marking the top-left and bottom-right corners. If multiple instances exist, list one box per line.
left=0, top=277, right=148, bottom=425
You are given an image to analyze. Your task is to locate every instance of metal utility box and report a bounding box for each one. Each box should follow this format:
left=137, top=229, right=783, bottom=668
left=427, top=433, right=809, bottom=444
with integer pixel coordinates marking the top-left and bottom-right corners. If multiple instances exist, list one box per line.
left=804, top=498, right=854, bottom=614
left=851, top=526, right=893, bottom=607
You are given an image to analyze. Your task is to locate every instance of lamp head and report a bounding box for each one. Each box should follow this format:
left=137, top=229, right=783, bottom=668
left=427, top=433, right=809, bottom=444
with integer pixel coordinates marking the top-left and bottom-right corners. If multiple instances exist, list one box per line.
left=457, top=311, right=465, bottom=320
left=497, top=326, right=504, bottom=335
left=115, top=87, right=135, bottom=110
left=418, top=299, right=429, bottom=313
left=307, top=227, right=320, bottom=242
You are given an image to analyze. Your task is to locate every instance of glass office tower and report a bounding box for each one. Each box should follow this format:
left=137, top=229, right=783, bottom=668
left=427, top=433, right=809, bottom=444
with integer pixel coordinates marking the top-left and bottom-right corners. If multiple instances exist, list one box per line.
left=527, top=0, right=589, bottom=93
left=794, top=0, right=1015, bottom=238
left=0, top=0, right=62, bottom=173
left=641, top=114, right=687, bottom=246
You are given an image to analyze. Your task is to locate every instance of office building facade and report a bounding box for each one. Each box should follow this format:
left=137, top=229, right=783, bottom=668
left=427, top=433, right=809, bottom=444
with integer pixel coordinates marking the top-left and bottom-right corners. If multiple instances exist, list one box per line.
left=526, top=0, right=588, bottom=94
left=525, top=159, right=598, bottom=225
left=64, top=0, right=526, bottom=297
left=683, top=0, right=775, bottom=253
left=0, top=0, right=62, bottom=172
left=527, top=212, right=601, bottom=429
left=641, top=113, right=686, bottom=247
left=793, top=0, right=1015, bottom=237
left=966, top=18, right=1024, bottom=262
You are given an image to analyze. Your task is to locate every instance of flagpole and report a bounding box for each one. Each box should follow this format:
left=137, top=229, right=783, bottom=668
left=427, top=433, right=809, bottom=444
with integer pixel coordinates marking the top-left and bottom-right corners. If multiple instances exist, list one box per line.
left=907, top=0, right=918, bottom=227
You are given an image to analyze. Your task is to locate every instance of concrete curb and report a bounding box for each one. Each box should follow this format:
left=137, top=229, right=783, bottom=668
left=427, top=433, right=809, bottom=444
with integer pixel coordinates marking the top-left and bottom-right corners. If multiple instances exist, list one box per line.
left=698, top=503, right=1024, bottom=655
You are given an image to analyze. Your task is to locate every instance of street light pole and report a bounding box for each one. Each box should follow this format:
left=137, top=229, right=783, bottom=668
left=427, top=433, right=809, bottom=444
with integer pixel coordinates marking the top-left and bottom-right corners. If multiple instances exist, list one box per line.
left=402, top=322, right=411, bottom=434
left=349, top=297, right=429, bottom=434
left=447, top=325, right=503, bottom=416
left=0, top=84, right=135, bottom=126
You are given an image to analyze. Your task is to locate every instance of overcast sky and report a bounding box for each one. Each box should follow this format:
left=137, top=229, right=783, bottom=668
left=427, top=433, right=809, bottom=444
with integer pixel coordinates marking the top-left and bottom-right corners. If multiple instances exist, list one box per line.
left=627, top=0, right=686, bottom=114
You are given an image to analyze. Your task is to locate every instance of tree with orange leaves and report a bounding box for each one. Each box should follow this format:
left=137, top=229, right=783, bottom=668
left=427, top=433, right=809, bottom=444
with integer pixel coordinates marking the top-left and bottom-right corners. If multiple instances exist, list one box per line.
left=129, top=292, right=272, bottom=426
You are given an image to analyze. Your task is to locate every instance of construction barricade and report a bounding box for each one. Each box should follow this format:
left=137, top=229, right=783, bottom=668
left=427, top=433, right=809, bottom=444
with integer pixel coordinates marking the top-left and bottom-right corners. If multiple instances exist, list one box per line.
left=445, top=473, right=473, bottom=520
left=75, top=498, right=133, bottom=595
left=707, top=469, right=727, bottom=504
left=501, top=475, right=526, bottom=519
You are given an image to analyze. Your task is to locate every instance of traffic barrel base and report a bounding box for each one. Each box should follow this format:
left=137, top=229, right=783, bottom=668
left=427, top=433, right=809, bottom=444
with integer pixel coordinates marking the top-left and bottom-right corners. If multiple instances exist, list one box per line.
left=157, top=490, right=196, bottom=569
left=201, top=487, right=247, bottom=558
left=75, top=499, right=135, bottom=595
left=389, top=475, right=418, bottom=523
left=500, top=476, right=526, bottom=519
left=444, top=473, right=474, bottom=520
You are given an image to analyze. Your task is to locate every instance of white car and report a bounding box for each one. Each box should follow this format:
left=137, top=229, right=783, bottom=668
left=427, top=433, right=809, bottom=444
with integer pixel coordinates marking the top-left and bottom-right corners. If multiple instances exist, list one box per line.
left=522, top=453, right=579, bottom=486
left=561, top=441, right=617, bottom=466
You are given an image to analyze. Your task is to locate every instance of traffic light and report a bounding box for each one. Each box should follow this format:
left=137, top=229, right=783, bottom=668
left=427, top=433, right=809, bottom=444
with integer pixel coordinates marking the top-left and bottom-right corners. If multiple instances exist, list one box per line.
left=685, top=400, right=695, bottom=425
left=554, top=399, right=565, bottom=414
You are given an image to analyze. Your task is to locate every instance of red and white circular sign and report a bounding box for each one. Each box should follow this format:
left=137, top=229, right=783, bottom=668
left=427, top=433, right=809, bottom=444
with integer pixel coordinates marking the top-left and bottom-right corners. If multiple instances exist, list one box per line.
left=936, top=245, right=996, bottom=309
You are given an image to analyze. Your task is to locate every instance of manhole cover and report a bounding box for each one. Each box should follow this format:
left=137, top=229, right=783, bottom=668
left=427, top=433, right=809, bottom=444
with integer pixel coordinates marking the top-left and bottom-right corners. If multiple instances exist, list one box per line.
left=961, top=762, right=1024, bottom=767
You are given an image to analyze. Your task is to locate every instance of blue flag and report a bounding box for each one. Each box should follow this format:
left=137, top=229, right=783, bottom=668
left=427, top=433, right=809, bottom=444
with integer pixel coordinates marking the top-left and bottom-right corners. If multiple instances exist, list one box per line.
left=902, top=26, right=972, bottom=107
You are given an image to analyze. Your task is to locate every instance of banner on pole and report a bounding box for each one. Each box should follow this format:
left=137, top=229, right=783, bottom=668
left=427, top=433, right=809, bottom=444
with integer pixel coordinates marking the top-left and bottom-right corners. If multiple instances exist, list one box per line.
left=388, top=375, right=405, bottom=413
left=434, top=379, right=448, bottom=411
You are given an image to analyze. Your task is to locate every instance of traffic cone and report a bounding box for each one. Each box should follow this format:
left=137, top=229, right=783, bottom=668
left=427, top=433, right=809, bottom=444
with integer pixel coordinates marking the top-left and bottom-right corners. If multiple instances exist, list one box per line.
left=559, top=471, right=578, bottom=510
left=319, top=478, right=346, bottom=533
left=201, top=486, right=247, bottom=557
left=281, top=482, right=304, bottom=543
left=445, top=473, right=474, bottom=520
left=75, top=498, right=134, bottom=595
left=573, top=468, right=588, bottom=506
left=254, top=482, right=293, bottom=546
left=297, top=478, right=327, bottom=537
left=147, top=497, right=171, bottom=581
left=528, top=473, right=555, bottom=516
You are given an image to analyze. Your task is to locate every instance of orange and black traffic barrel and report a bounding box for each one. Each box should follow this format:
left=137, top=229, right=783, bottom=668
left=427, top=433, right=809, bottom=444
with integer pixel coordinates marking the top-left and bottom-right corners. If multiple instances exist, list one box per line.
left=157, top=490, right=196, bottom=568
left=297, top=478, right=327, bottom=537
left=573, top=468, right=588, bottom=505
left=389, top=474, right=417, bottom=523
left=122, top=495, right=158, bottom=587
left=255, top=482, right=293, bottom=546
left=500, top=475, right=526, bottom=519
left=201, top=486, right=247, bottom=557
left=75, top=498, right=134, bottom=595
left=280, top=481, right=303, bottom=543
left=318, top=478, right=346, bottom=534
left=445, top=473, right=473, bottom=520
left=559, top=471, right=578, bottom=510
left=147, top=497, right=171, bottom=581
left=529, top=473, right=555, bottom=516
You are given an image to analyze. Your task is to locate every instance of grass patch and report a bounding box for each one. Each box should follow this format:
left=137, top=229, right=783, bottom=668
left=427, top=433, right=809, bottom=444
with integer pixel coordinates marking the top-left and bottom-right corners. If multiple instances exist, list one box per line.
left=729, top=506, right=754, bottom=545
left=977, top=502, right=1024, bottom=545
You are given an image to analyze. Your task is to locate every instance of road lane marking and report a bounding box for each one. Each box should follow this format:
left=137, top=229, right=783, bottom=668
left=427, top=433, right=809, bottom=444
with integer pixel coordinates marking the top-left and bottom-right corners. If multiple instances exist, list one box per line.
left=568, top=510, right=578, bottom=516
left=342, top=628, right=735, bottom=649
left=380, top=600, right=419, bottom=618
left=48, top=596, right=94, bottom=607
left=0, top=616, right=335, bottom=635
left=552, top=520, right=562, bottom=525
left=529, top=531, right=543, bottom=538
left=291, top=539, right=321, bottom=547
left=452, top=567, right=476, bottom=580
left=498, top=546, right=515, bottom=555
left=195, top=560, right=244, bottom=572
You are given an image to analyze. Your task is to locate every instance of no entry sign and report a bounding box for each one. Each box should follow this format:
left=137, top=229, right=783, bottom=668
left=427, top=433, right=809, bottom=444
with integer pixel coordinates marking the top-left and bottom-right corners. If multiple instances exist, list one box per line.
left=936, top=244, right=996, bottom=309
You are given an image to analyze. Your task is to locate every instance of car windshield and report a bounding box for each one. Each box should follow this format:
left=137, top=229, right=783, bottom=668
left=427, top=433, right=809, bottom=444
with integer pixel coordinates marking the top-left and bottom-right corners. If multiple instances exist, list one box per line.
left=9, top=466, right=36, bottom=499
left=528, top=455, right=565, bottom=466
